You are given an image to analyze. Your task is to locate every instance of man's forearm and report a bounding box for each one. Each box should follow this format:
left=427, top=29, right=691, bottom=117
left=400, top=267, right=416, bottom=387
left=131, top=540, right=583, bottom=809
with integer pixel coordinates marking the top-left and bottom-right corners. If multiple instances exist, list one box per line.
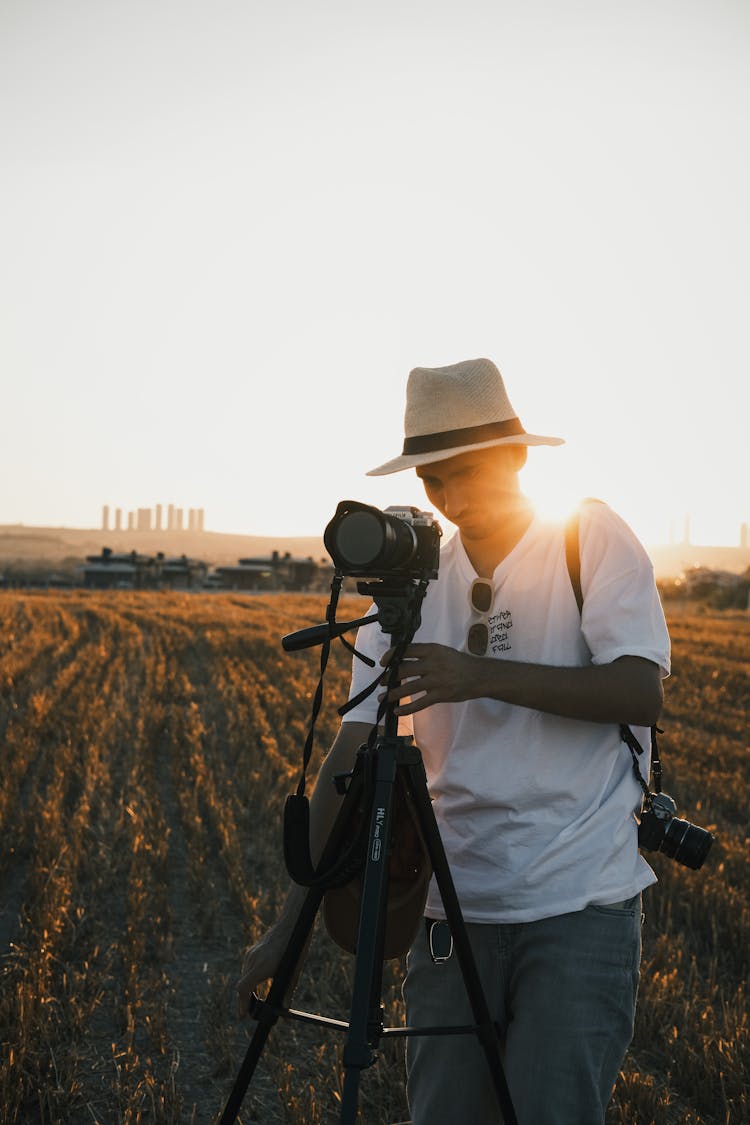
left=385, top=645, right=663, bottom=726
left=472, top=654, right=663, bottom=726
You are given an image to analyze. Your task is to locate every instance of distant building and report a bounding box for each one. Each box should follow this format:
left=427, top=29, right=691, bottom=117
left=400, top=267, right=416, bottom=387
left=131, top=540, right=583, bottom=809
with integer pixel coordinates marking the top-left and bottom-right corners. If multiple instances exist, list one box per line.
left=101, top=502, right=206, bottom=535
left=83, top=548, right=159, bottom=590
left=159, top=554, right=209, bottom=590
left=213, top=562, right=275, bottom=591
left=211, top=552, right=322, bottom=592
left=187, top=508, right=205, bottom=531
left=83, top=548, right=208, bottom=590
left=256, top=551, right=318, bottom=589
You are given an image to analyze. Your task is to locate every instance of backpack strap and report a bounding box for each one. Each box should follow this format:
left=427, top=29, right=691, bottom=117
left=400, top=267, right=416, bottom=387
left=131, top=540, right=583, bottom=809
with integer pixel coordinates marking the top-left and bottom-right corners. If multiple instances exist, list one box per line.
left=564, top=500, right=659, bottom=792
left=565, top=511, right=584, bottom=614
left=564, top=498, right=602, bottom=615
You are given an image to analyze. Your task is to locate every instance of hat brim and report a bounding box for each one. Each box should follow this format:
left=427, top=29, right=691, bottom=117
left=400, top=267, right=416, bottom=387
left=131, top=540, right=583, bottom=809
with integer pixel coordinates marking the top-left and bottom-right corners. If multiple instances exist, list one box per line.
left=322, top=768, right=433, bottom=960
left=367, top=432, right=565, bottom=477
left=323, top=864, right=432, bottom=960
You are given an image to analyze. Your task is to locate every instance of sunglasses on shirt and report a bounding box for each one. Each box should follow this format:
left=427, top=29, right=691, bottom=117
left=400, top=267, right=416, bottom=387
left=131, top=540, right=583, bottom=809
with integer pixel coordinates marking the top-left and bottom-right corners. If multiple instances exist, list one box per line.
left=467, top=578, right=493, bottom=656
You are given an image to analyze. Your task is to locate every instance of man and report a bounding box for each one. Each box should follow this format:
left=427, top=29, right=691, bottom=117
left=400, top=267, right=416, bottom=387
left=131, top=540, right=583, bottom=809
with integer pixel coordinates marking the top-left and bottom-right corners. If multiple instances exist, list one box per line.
left=238, top=358, right=670, bottom=1124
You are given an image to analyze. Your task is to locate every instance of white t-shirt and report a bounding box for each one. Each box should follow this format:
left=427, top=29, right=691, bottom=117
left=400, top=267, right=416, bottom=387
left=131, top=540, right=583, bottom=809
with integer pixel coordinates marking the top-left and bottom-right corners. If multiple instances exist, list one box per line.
left=342, top=502, right=671, bottom=924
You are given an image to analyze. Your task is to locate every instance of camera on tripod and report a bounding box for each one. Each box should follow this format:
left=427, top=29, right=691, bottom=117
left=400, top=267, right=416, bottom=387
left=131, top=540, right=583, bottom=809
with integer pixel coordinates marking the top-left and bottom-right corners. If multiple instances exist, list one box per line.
left=324, top=500, right=441, bottom=580
left=638, top=791, right=714, bottom=870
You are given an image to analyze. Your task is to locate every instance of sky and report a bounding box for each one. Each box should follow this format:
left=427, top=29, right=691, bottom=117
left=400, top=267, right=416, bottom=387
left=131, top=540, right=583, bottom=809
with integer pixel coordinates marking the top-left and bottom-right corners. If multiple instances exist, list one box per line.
left=2, top=0, right=748, bottom=548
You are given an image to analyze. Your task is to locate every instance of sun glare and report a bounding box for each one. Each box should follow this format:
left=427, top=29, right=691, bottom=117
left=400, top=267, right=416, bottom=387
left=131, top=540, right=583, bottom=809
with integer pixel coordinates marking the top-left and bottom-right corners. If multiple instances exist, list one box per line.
left=525, top=484, right=580, bottom=528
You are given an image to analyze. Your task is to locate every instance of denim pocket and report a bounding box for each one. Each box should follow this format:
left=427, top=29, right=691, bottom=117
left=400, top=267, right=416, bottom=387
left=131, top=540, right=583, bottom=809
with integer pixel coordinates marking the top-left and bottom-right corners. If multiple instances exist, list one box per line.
left=586, top=893, right=640, bottom=916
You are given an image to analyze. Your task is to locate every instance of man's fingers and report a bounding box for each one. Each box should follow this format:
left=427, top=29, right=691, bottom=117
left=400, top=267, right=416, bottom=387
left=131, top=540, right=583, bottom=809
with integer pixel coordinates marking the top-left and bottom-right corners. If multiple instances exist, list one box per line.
left=381, top=659, right=427, bottom=681
left=237, top=980, right=253, bottom=1018
left=237, top=952, right=273, bottom=1018
left=378, top=666, right=431, bottom=701
left=380, top=679, right=424, bottom=701
left=393, top=695, right=431, bottom=717
left=237, top=930, right=310, bottom=1019
left=379, top=643, right=433, bottom=667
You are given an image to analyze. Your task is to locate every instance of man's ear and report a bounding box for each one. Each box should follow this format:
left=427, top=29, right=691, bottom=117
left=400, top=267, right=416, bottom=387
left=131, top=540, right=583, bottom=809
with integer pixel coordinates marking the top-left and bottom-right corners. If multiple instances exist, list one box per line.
left=510, top=445, right=528, bottom=471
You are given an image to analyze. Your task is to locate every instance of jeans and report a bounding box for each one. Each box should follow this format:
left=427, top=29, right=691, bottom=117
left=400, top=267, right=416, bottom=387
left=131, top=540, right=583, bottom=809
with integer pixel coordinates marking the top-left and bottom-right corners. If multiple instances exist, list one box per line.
left=402, top=896, right=642, bottom=1125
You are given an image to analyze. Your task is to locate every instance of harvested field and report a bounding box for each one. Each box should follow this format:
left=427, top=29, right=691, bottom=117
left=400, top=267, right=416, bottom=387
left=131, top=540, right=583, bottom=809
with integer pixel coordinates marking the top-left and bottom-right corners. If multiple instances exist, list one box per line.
left=0, top=591, right=747, bottom=1124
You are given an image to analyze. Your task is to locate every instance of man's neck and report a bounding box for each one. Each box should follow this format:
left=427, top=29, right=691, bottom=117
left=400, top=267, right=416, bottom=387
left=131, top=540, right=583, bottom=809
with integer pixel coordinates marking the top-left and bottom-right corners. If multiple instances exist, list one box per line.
left=459, top=503, right=534, bottom=578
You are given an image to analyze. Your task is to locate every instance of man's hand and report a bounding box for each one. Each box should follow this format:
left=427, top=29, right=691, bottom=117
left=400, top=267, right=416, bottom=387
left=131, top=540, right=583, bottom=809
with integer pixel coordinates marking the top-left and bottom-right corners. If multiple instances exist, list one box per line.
left=237, top=923, right=303, bottom=1017
left=380, top=643, right=482, bottom=715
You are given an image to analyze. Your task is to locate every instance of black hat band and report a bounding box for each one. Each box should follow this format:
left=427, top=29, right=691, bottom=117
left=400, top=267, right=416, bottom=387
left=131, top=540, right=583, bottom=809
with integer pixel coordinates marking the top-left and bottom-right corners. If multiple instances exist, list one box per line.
left=402, top=417, right=526, bottom=456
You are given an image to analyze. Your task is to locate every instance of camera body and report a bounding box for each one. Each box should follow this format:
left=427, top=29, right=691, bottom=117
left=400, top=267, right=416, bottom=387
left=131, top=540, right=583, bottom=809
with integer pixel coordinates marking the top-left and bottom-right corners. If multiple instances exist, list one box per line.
left=637, top=791, right=714, bottom=870
left=324, top=500, right=442, bottom=580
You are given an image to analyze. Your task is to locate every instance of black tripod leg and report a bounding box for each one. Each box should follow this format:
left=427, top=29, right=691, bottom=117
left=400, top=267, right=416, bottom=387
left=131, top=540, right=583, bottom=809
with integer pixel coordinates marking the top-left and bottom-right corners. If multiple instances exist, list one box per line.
left=338, top=748, right=399, bottom=1125
left=218, top=880, right=324, bottom=1124
left=219, top=768, right=369, bottom=1125
left=404, top=760, right=519, bottom=1125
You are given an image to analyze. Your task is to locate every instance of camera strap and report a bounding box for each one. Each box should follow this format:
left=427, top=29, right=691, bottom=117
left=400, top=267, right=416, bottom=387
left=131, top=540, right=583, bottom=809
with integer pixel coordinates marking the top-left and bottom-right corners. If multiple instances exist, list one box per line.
left=565, top=504, right=662, bottom=801
left=294, top=572, right=343, bottom=802
left=283, top=573, right=396, bottom=889
left=288, top=574, right=377, bottom=800
left=620, top=722, right=662, bottom=799
left=338, top=630, right=412, bottom=721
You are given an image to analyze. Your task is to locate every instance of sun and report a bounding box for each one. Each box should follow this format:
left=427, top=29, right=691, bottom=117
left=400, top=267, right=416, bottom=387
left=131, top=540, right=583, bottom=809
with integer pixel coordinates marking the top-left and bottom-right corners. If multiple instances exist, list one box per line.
left=525, top=483, right=580, bottom=527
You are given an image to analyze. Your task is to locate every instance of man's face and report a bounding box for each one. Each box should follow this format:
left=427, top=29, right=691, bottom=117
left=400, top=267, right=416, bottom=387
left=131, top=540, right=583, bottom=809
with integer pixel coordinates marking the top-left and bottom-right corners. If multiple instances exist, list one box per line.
left=415, top=445, right=527, bottom=540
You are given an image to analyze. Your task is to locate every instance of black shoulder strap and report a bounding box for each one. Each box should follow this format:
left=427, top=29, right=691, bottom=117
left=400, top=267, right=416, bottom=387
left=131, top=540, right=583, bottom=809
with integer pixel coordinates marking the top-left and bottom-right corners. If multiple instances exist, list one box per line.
left=564, top=498, right=603, bottom=615
left=565, top=510, right=584, bottom=614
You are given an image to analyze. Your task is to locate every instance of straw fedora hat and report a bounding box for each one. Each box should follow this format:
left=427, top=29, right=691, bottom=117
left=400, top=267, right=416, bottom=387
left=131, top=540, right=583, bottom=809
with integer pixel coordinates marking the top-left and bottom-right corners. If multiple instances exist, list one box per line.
left=367, top=357, right=564, bottom=476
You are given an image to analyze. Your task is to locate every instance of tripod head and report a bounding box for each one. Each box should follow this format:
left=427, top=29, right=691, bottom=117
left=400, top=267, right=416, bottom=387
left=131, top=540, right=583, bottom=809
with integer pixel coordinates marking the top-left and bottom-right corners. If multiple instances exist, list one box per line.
left=353, top=577, right=429, bottom=736
left=282, top=573, right=429, bottom=734
left=356, top=577, right=428, bottom=640
left=281, top=576, right=428, bottom=653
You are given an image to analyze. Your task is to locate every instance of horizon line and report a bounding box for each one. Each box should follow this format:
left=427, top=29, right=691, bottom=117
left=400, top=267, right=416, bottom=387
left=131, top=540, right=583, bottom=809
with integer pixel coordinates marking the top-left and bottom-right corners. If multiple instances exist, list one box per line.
left=1, top=520, right=749, bottom=553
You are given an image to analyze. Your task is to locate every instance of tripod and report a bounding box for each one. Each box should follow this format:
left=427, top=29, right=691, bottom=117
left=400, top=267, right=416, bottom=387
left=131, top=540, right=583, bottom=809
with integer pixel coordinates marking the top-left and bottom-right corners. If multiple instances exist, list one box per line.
left=219, top=580, right=518, bottom=1125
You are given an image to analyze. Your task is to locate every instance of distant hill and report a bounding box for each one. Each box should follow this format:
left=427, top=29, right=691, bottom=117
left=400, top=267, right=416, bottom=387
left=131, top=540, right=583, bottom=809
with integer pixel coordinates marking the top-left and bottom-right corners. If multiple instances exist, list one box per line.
left=0, top=525, right=326, bottom=567
left=1, top=524, right=748, bottom=580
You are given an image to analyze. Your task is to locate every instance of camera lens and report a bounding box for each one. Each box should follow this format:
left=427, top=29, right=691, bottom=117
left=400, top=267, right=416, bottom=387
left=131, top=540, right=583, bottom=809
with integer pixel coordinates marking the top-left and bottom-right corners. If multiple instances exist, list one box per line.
left=660, top=818, right=714, bottom=870
left=331, top=510, right=417, bottom=572
left=332, top=511, right=387, bottom=568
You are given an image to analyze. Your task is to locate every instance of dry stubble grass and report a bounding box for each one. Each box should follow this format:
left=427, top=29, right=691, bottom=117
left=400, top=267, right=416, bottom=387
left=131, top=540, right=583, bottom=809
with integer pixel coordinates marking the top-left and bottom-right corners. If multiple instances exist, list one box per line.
left=0, top=592, right=747, bottom=1123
